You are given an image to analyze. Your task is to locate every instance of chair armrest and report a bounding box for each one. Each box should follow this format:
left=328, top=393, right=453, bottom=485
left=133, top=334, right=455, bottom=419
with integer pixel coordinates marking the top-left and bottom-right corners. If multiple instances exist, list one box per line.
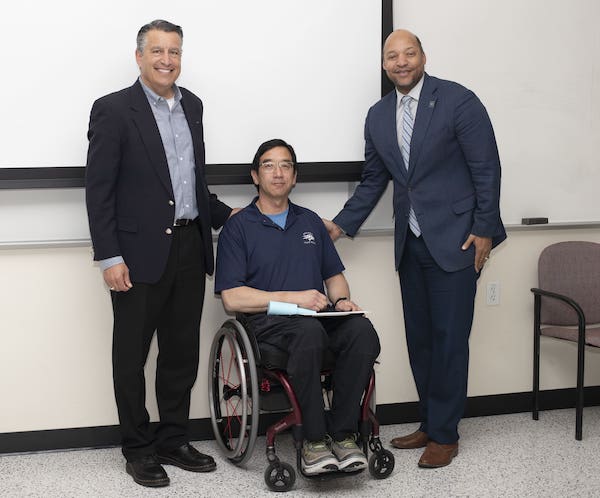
left=530, top=287, right=586, bottom=342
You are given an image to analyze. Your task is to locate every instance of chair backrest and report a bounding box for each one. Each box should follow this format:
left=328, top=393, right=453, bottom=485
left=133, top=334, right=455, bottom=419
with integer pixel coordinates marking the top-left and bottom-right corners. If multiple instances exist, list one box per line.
left=538, top=241, right=600, bottom=326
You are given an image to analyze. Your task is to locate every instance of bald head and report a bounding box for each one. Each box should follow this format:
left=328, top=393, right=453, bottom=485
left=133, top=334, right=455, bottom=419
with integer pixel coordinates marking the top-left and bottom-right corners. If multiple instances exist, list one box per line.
left=382, top=29, right=426, bottom=94
left=383, top=29, right=423, bottom=55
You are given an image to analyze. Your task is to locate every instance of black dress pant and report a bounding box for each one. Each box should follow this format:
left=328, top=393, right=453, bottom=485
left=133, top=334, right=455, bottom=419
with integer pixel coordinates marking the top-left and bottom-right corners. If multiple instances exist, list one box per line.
left=111, top=224, right=205, bottom=461
left=247, top=314, right=381, bottom=442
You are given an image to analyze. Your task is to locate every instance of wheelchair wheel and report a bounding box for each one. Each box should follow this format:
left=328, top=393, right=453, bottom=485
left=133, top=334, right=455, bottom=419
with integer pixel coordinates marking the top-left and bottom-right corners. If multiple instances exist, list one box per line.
left=208, top=319, right=259, bottom=465
left=368, top=449, right=395, bottom=479
left=264, top=461, right=296, bottom=492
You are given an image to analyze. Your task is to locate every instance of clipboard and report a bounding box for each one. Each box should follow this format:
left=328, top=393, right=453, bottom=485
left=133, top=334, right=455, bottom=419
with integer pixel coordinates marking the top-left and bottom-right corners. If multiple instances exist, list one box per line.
left=267, top=301, right=369, bottom=317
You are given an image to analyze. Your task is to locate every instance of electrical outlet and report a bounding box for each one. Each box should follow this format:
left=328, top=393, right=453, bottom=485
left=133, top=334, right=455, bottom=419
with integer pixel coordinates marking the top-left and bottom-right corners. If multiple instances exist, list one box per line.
left=486, top=281, right=500, bottom=305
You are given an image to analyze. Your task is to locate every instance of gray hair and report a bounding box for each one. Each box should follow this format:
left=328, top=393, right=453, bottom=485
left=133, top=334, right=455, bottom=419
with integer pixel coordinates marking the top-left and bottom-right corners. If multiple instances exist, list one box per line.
left=136, top=19, right=183, bottom=53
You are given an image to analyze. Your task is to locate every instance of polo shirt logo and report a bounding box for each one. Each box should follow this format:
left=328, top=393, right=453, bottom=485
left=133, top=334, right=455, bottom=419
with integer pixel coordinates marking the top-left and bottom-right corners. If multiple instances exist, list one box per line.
left=302, top=232, right=316, bottom=245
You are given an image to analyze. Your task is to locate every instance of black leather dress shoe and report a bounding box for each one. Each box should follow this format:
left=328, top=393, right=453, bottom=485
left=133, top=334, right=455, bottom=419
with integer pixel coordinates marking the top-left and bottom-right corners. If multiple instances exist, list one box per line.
left=157, top=443, right=217, bottom=472
left=125, top=455, right=169, bottom=487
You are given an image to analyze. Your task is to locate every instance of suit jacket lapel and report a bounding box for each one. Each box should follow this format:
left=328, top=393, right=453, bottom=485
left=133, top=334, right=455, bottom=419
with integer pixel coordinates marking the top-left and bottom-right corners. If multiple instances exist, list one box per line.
left=380, top=91, right=408, bottom=180
left=129, top=80, right=173, bottom=197
left=408, top=74, right=437, bottom=180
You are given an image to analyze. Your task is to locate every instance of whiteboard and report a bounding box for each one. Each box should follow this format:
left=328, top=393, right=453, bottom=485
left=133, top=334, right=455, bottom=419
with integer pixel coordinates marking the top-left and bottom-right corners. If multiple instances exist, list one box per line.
left=0, top=1, right=383, bottom=244
left=1, top=0, right=380, bottom=168
left=389, top=0, right=600, bottom=225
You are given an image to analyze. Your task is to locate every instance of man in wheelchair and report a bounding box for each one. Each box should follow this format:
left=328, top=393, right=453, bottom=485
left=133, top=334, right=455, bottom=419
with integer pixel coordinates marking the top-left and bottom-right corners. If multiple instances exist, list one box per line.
left=214, top=139, right=381, bottom=475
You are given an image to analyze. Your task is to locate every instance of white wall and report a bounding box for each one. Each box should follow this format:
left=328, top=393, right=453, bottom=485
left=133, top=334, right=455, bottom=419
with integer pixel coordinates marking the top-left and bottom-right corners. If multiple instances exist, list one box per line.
left=2, top=228, right=600, bottom=433
left=394, top=0, right=600, bottom=224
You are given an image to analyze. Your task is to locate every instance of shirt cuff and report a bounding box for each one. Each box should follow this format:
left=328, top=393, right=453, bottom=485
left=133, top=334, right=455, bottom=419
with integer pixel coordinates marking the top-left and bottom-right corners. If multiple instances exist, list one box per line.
left=99, top=256, right=124, bottom=272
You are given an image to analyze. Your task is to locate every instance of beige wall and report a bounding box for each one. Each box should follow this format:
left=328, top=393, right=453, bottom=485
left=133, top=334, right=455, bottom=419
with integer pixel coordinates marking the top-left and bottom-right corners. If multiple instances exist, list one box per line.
left=1, top=228, right=600, bottom=433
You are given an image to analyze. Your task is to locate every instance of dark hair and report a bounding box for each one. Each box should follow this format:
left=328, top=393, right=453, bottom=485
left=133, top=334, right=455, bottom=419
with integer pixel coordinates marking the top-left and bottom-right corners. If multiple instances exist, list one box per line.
left=251, top=139, right=298, bottom=173
left=136, top=20, right=183, bottom=53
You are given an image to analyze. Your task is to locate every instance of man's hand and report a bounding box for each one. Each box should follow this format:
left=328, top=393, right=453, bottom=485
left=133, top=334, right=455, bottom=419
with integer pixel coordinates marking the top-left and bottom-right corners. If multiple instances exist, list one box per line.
left=322, top=219, right=343, bottom=241
left=461, top=234, right=492, bottom=272
left=334, top=298, right=362, bottom=312
left=103, top=263, right=133, bottom=292
left=294, top=290, right=328, bottom=312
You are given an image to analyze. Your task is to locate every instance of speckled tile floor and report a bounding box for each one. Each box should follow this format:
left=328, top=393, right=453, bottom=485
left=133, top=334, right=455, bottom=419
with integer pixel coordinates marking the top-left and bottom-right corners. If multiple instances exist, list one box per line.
left=2, top=408, right=600, bottom=497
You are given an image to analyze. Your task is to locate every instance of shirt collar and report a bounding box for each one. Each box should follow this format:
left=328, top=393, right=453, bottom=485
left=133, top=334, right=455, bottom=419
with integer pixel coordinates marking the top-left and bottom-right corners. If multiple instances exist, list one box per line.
left=138, top=76, right=182, bottom=105
left=249, top=196, right=300, bottom=221
left=395, top=74, right=425, bottom=107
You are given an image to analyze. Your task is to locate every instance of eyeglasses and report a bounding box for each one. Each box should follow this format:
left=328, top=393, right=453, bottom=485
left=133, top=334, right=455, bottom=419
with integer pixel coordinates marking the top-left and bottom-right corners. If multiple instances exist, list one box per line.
left=259, top=160, right=295, bottom=173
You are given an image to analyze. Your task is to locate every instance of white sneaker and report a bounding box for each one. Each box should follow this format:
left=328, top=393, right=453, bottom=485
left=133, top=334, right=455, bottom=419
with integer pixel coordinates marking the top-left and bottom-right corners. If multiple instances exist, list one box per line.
left=301, top=438, right=339, bottom=475
left=331, top=435, right=368, bottom=471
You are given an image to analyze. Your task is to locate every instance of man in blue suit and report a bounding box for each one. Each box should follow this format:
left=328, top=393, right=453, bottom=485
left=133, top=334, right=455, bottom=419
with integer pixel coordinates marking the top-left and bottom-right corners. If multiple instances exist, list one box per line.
left=324, top=29, right=506, bottom=468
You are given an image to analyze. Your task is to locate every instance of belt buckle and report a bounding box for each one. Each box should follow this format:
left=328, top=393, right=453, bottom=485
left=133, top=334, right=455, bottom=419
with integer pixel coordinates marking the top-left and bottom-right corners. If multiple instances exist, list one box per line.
left=175, top=218, right=190, bottom=227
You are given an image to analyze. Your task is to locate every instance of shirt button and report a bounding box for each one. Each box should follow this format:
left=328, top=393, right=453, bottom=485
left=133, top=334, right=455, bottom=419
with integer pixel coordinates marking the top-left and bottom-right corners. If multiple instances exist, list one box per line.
left=165, top=228, right=173, bottom=235
left=168, top=200, right=174, bottom=206
left=179, top=157, right=183, bottom=161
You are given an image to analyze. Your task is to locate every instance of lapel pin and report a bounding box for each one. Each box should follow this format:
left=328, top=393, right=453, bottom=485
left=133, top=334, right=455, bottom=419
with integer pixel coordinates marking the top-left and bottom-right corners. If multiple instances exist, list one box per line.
left=428, top=100, right=436, bottom=108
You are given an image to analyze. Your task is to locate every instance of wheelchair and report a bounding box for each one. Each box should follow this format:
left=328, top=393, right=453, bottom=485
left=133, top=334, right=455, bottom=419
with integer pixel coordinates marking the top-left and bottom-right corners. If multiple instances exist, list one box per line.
left=208, top=318, right=395, bottom=492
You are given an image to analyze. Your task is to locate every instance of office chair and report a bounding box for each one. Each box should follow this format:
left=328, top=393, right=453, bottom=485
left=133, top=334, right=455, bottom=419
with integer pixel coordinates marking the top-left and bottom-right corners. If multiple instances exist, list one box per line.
left=531, top=241, right=600, bottom=440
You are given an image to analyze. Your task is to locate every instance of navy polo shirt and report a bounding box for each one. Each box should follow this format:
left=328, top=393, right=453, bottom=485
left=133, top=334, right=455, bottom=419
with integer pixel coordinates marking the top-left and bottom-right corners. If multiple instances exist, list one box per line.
left=215, top=198, right=345, bottom=294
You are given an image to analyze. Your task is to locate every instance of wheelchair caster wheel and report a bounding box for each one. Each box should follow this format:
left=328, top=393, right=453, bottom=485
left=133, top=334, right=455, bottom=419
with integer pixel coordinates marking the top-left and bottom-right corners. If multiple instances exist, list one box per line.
left=264, top=461, right=296, bottom=492
left=368, top=449, right=395, bottom=479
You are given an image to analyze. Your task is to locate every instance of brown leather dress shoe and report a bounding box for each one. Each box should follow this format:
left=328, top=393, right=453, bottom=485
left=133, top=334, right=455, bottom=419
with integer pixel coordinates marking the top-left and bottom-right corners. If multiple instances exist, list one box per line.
left=418, top=441, right=459, bottom=468
left=390, top=430, right=429, bottom=449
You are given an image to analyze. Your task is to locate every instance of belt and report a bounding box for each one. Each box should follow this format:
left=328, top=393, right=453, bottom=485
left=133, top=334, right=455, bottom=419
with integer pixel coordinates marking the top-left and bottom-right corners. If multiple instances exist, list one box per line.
left=174, top=218, right=196, bottom=227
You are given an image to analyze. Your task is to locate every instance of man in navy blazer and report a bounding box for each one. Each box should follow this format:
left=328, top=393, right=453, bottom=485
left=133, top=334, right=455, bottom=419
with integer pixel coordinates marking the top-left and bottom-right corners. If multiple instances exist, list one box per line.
left=86, top=20, right=233, bottom=487
left=325, top=29, right=506, bottom=468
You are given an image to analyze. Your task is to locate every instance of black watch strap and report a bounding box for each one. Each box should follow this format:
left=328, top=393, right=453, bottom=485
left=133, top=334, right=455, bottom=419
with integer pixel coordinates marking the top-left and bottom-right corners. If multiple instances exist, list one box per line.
left=334, top=296, right=348, bottom=307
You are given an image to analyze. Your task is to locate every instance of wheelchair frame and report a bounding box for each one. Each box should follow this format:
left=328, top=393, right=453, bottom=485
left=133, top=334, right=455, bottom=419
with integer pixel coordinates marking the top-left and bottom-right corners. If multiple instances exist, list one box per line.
left=208, top=318, right=394, bottom=492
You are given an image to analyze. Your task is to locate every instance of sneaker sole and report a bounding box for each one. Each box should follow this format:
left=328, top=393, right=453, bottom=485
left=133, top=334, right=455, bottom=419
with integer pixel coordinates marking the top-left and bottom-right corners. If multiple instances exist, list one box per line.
left=337, top=457, right=368, bottom=472
left=302, top=460, right=339, bottom=475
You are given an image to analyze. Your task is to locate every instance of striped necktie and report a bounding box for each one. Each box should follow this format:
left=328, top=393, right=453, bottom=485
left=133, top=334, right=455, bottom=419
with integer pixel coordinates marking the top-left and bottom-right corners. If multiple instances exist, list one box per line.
left=399, top=95, right=421, bottom=237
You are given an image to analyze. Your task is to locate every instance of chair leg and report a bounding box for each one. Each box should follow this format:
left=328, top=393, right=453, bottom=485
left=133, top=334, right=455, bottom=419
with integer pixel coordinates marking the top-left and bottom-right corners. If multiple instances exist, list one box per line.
left=533, top=335, right=540, bottom=420
left=532, top=295, right=541, bottom=420
left=575, top=336, right=585, bottom=441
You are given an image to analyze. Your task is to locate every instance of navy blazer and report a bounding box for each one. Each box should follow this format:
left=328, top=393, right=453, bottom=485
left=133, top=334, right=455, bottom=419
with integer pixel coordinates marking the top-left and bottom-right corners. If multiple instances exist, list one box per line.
left=334, top=73, right=506, bottom=272
left=85, top=80, right=231, bottom=282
